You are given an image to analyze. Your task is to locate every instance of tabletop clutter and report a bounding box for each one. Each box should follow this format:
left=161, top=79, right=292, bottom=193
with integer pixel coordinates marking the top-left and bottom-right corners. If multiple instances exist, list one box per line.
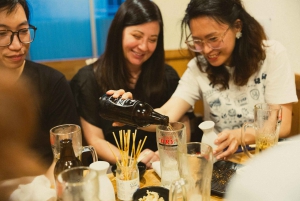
left=8, top=122, right=231, bottom=201
left=8, top=101, right=282, bottom=201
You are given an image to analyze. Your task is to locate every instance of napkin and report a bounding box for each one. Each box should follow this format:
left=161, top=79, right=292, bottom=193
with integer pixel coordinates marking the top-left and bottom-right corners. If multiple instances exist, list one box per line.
left=152, top=161, right=161, bottom=177
left=9, top=175, right=56, bottom=201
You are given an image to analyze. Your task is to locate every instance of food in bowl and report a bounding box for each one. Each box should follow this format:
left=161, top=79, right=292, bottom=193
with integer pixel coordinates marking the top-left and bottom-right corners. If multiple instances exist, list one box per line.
left=138, top=190, right=164, bottom=201
left=132, top=186, right=169, bottom=201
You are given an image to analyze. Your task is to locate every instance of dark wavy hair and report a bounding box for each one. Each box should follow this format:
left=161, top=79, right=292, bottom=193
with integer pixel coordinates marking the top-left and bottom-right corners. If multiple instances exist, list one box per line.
left=0, top=0, right=30, bottom=21
left=94, top=0, right=165, bottom=103
left=181, top=0, right=267, bottom=90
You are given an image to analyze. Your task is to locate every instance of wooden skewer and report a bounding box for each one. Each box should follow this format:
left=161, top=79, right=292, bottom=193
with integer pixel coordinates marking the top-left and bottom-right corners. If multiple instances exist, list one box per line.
left=112, top=132, right=121, bottom=150
left=107, top=129, right=147, bottom=180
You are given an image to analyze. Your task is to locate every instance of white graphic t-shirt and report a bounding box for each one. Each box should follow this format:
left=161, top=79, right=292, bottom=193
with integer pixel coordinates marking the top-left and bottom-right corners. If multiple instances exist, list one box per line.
left=173, top=40, right=298, bottom=132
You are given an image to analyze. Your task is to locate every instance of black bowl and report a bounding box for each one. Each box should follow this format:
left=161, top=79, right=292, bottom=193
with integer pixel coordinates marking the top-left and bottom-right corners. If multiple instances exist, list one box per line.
left=111, top=161, right=146, bottom=180
left=132, top=186, right=169, bottom=201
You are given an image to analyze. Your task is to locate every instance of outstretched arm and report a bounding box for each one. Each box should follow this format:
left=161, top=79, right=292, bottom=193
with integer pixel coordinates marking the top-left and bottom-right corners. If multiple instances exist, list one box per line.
left=80, top=117, right=120, bottom=164
left=213, top=103, right=294, bottom=160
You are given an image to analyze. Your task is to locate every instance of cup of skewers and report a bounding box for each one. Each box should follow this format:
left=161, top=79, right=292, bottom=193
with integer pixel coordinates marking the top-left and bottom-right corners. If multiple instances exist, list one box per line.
left=111, top=161, right=146, bottom=180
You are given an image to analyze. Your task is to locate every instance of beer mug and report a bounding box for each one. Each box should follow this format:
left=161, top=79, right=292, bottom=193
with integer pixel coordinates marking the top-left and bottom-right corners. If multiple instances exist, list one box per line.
left=50, top=124, right=98, bottom=163
left=241, top=103, right=282, bottom=158
left=156, top=122, right=186, bottom=189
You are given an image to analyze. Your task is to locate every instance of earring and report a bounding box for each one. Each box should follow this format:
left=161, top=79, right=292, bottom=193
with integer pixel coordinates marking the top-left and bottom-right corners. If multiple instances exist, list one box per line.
left=236, top=31, right=242, bottom=39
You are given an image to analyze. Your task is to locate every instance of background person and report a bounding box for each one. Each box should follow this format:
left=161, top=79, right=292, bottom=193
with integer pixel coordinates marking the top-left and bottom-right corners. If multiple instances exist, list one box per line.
left=109, top=0, right=298, bottom=160
left=225, top=135, right=300, bottom=201
left=0, top=77, right=47, bottom=201
left=70, top=0, right=190, bottom=168
left=0, top=0, right=80, bottom=167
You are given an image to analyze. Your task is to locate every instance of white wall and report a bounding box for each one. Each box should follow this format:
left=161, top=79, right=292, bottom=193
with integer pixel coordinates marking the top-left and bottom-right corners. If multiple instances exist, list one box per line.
left=153, top=0, right=190, bottom=50
left=153, top=0, right=300, bottom=74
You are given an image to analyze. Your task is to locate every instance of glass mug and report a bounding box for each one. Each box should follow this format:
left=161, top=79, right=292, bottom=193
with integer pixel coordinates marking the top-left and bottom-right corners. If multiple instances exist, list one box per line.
left=56, top=166, right=100, bottom=201
left=156, top=122, right=186, bottom=189
left=50, top=124, right=98, bottom=162
left=241, top=103, right=282, bottom=158
left=169, top=142, right=213, bottom=201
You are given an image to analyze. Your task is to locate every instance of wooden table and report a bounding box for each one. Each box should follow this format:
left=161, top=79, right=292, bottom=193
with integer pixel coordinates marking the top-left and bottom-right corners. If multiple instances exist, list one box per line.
left=108, top=152, right=249, bottom=201
left=108, top=169, right=223, bottom=201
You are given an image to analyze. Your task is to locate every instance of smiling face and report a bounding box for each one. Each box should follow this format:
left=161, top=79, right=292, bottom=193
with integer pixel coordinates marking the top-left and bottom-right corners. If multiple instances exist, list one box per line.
left=0, top=4, right=30, bottom=70
left=190, top=16, right=239, bottom=67
left=122, top=21, right=159, bottom=70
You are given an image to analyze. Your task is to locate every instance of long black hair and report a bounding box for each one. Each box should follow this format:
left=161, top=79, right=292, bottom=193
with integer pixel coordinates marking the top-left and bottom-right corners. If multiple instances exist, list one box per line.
left=94, top=0, right=165, bottom=104
left=181, top=0, right=267, bottom=90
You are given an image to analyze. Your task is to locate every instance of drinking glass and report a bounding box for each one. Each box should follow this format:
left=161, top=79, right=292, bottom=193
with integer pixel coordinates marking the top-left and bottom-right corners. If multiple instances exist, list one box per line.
left=156, top=122, right=186, bottom=189
left=115, top=159, right=139, bottom=201
left=50, top=124, right=98, bottom=162
left=241, top=103, right=282, bottom=158
left=56, top=166, right=100, bottom=201
left=169, top=142, right=213, bottom=201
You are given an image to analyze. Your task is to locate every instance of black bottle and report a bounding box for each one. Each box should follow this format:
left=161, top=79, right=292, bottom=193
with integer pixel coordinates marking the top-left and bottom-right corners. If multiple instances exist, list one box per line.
left=54, top=139, right=82, bottom=179
left=99, top=94, right=169, bottom=127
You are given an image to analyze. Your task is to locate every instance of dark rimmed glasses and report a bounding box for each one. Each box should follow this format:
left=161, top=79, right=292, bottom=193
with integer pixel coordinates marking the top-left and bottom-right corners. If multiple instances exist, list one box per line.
left=185, top=27, right=229, bottom=52
left=0, top=25, right=37, bottom=47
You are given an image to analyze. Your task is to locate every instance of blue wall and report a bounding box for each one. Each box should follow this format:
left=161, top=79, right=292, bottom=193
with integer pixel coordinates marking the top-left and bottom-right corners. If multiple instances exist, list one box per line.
left=27, top=0, right=113, bottom=61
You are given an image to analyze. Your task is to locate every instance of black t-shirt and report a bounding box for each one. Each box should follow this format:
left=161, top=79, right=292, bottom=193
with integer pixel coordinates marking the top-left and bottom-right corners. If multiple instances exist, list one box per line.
left=21, top=60, right=80, bottom=166
left=70, top=64, right=179, bottom=153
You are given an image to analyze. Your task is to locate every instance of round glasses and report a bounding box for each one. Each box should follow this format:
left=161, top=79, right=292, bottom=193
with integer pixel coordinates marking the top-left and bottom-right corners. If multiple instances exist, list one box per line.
left=185, top=27, right=229, bottom=52
left=0, top=25, right=37, bottom=47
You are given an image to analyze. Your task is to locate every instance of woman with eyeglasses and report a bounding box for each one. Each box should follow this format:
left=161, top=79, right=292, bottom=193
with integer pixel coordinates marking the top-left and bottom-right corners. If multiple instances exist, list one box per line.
left=109, top=0, right=298, bottom=160
left=70, top=0, right=189, bottom=168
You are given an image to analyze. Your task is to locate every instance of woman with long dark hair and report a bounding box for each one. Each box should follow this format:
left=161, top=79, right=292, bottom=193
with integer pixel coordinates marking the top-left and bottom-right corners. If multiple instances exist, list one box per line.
left=70, top=0, right=186, bottom=167
left=110, top=0, right=297, bottom=160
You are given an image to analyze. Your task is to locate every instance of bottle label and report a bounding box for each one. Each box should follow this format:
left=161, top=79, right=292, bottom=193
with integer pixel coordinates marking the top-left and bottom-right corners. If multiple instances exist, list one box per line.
left=116, top=177, right=139, bottom=200
left=108, top=96, right=135, bottom=107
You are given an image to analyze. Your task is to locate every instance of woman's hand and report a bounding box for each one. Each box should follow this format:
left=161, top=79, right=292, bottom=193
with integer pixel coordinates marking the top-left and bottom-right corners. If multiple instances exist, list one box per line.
left=213, top=130, right=239, bottom=160
left=106, top=89, right=133, bottom=127
left=106, top=89, right=133, bottom=99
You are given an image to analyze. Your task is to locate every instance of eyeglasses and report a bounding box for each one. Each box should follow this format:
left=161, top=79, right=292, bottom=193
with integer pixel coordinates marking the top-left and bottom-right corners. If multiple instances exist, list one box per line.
left=0, top=25, right=37, bottom=47
left=185, top=27, right=229, bottom=52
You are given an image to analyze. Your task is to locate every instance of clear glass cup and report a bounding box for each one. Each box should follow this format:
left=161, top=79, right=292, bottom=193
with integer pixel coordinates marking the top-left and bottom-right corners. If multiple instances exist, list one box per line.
left=116, top=159, right=139, bottom=201
left=156, top=122, right=186, bottom=189
left=169, top=142, right=213, bottom=201
left=56, top=166, right=100, bottom=201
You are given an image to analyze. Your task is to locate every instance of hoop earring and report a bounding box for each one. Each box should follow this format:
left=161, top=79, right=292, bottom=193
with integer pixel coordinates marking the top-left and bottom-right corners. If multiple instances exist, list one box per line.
left=236, top=31, right=242, bottom=39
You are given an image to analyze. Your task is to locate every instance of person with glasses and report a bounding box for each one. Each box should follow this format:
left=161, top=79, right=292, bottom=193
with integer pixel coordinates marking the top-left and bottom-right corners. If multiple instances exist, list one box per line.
left=70, top=0, right=190, bottom=168
left=0, top=0, right=80, bottom=167
left=109, top=0, right=298, bottom=160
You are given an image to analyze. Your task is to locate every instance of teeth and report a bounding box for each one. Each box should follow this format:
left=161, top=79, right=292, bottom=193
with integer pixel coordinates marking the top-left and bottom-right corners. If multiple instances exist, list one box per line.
left=208, top=54, right=218, bottom=58
left=133, top=51, right=143, bottom=56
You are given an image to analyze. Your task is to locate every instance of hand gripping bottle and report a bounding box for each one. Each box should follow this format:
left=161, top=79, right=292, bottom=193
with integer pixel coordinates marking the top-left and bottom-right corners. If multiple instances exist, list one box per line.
left=99, top=94, right=169, bottom=127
